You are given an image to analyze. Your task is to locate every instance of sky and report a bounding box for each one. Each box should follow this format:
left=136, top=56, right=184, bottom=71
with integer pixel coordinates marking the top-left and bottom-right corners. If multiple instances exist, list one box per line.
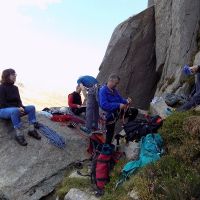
left=0, top=0, right=148, bottom=93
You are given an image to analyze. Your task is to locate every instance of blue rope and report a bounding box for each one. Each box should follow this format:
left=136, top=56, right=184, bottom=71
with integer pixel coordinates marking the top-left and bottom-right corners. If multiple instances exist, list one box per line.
left=37, top=123, right=66, bottom=149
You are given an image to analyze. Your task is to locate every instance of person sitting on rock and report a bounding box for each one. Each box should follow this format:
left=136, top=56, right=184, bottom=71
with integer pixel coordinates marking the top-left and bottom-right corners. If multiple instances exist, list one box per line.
left=77, top=75, right=99, bottom=134
left=68, top=85, right=86, bottom=115
left=0, top=68, right=41, bottom=146
left=99, top=74, right=138, bottom=144
left=177, top=64, right=200, bottom=111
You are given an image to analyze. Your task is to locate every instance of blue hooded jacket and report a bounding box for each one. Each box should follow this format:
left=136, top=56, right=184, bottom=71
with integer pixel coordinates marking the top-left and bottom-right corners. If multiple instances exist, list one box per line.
left=99, top=85, right=128, bottom=113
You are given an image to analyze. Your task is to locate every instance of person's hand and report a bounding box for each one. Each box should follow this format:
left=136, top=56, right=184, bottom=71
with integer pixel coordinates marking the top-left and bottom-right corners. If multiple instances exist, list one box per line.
left=19, top=107, right=25, bottom=115
left=77, top=105, right=81, bottom=108
left=190, top=65, right=199, bottom=74
left=79, top=83, right=85, bottom=91
left=127, top=97, right=132, bottom=104
left=120, top=104, right=127, bottom=110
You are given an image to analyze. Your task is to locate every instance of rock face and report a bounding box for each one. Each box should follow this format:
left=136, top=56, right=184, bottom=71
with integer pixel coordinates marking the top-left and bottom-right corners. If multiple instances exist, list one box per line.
left=97, top=0, right=200, bottom=109
left=123, top=141, right=139, bottom=161
left=148, top=0, right=154, bottom=7
left=64, top=188, right=98, bottom=200
left=0, top=115, right=89, bottom=200
left=97, top=7, right=157, bottom=110
left=155, top=0, right=200, bottom=95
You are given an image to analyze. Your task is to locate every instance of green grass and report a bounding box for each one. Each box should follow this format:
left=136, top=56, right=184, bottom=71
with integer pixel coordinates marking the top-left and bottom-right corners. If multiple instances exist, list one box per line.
left=55, top=111, right=200, bottom=200
left=102, top=110, right=200, bottom=200
left=56, top=177, right=91, bottom=200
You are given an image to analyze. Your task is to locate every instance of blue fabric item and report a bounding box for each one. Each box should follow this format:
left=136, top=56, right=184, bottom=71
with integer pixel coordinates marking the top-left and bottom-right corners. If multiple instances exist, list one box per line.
left=37, top=123, right=66, bottom=149
left=0, top=105, right=36, bottom=128
left=122, top=133, right=163, bottom=179
left=99, top=85, right=127, bottom=113
left=77, top=75, right=98, bottom=88
left=183, top=65, right=192, bottom=76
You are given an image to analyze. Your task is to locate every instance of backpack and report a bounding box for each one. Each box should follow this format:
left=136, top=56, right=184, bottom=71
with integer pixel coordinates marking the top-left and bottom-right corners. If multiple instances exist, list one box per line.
left=124, top=115, right=163, bottom=142
left=91, top=144, right=114, bottom=190
left=164, top=93, right=188, bottom=107
left=91, top=144, right=123, bottom=193
left=87, top=132, right=105, bottom=155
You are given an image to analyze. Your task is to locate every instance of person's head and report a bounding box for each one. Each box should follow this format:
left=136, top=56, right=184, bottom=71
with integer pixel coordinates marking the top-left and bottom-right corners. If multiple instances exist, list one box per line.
left=76, top=85, right=82, bottom=94
left=107, top=74, right=120, bottom=89
left=1, top=68, right=17, bottom=84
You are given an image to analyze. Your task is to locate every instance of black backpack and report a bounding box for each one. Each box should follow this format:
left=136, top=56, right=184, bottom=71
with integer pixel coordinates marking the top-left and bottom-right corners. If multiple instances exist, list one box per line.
left=124, top=115, right=163, bottom=142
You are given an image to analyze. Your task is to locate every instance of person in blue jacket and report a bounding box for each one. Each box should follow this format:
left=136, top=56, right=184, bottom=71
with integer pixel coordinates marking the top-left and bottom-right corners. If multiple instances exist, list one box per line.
left=177, top=64, right=200, bottom=111
left=99, top=74, right=138, bottom=144
left=77, top=75, right=99, bottom=134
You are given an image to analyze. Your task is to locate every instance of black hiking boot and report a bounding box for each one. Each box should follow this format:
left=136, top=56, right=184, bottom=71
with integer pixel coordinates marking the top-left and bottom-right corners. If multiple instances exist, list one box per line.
left=15, top=135, right=28, bottom=146
left=95, top=189, right=104, bottom=197
left=28, top=130, right=41, bottom=140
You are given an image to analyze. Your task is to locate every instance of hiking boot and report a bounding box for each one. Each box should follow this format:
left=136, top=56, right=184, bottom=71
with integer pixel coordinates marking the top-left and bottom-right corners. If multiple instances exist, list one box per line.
left=15, top=135, right=28, bottom=146
left=95, top=189, right=104, bottom=197
left=28, top=129, right=41, bottom=140
left=80, top=126, right=91, bottom=134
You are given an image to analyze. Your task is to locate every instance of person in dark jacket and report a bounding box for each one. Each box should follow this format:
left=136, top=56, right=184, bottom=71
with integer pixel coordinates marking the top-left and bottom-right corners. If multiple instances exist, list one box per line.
left=77, top=75, right=99, bottom=134
left=177, top=65, right=200, bottom=111
left=68, top=85, right=86, bottom=115
left=0, top=68, right=41, bottom=146
left=99, top=74, right=138, bottom=144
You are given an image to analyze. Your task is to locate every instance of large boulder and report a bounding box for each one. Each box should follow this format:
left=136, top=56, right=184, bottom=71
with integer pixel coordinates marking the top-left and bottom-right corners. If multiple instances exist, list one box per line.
left=0, top=114, right=89, bottom=200
left=97, top=6, right=157, bottom=110
left=154, top=0, right=200, bottom=95
left=148, top=0, right=154, bottom=7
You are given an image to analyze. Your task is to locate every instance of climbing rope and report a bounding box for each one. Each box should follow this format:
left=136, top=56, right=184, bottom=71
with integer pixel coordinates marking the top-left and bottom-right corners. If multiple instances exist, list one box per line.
left=36, top=122, right=66, bottom=149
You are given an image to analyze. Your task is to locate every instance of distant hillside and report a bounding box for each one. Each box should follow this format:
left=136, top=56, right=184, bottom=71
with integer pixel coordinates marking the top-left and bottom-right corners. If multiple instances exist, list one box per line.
left=16, top=82, right=67, bottom=110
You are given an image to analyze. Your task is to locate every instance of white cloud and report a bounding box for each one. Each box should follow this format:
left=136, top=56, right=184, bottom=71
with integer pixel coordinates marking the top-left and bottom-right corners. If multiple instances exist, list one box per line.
left=20, top=0, right=62, bottom=10
left=1, top=0, right=62, bottom=10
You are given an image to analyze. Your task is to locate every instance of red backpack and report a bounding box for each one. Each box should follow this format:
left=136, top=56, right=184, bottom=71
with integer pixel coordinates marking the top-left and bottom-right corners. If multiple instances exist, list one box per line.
left=92, top=144, right=123, bottom=192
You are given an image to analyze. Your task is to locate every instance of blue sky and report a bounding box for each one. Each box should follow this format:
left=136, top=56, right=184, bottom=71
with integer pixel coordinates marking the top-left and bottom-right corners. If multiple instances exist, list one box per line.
left=0, top=0, right=148, bottom=92
left=22, top=1, right=148, bottom=41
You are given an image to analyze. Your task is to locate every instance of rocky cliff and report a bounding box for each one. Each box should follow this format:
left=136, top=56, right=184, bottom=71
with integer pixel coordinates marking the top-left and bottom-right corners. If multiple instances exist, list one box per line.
left=0, top=115, right=89, bottom=200
left=97, top=6, right=157, bottom=110
left=155, top=0, right=200, bottom=96
left=97, top=0, right=200, bottom=109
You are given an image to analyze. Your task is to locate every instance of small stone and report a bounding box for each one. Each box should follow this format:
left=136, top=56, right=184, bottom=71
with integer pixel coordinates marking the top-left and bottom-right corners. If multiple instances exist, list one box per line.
left=64, top=188, right=98, bottom=200
left=128, top=189, right=139, bottom=200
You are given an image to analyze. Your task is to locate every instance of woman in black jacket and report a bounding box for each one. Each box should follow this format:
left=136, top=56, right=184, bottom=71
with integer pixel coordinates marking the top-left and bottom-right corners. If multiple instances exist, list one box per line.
left=0, top=68, right=41, bottom=146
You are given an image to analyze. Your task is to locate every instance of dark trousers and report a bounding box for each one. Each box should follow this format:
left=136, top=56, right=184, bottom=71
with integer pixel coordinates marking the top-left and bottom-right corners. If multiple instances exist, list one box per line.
left=105, top=108, right=138, bottom=144
left=86, top=87, right=99, bottom=130
left=72, top=107, right=86, bottom=115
